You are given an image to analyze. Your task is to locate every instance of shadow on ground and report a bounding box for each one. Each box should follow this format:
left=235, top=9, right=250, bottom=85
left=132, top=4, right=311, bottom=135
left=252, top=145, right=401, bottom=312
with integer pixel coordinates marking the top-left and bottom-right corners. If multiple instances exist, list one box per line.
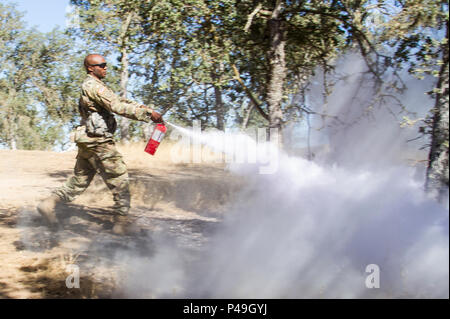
left=5, top=202, right=221, bottom=298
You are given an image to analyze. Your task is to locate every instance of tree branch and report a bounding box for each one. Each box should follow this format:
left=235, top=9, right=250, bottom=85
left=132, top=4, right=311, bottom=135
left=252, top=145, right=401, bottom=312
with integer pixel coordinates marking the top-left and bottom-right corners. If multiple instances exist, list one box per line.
left=231, top=64, right=269, bottom=121
left=244, top=3, right=263, bottom=32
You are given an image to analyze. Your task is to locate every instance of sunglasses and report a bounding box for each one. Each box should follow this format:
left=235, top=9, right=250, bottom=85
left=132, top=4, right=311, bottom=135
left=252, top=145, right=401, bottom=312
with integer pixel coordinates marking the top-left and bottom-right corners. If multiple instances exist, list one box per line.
left=90, top=62, right=107, bottom=69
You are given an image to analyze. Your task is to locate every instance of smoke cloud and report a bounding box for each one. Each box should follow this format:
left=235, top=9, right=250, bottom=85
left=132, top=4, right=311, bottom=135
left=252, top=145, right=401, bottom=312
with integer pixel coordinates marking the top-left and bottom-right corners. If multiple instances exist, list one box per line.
left=190, top=157, right=448, bottom=298
left=115, top=150, right=448, bottom=298
left=114, top=55, right=448, bottom=298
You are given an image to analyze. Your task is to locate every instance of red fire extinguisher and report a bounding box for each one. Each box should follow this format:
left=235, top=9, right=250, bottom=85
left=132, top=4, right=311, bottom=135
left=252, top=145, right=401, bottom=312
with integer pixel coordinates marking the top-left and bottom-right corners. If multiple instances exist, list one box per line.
left=145, top=123, right=167, bottom=155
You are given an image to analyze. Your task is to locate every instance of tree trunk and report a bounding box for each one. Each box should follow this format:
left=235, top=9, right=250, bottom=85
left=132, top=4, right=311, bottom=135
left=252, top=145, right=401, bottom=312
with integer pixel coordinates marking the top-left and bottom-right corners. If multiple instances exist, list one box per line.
left=119, top=47, right=130, bottom=143
left=118, top=12, right=133, bottom=143
left=7, top=90, right=17, bottom=150
left=214, top=84, right=225, bottom=130
left=10, top=119, right=17, bottom=150
left=266, top=0, right=286, bottom=144
left=425, top=21, right=449, bottom=202
left=211, top=63, right=225, bottom=130
left=242, top=100, right=255, bottom=129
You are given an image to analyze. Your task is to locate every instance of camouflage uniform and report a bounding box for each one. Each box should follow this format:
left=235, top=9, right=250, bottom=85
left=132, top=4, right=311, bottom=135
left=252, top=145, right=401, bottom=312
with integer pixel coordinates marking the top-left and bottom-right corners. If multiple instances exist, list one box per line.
left=53, top=74, right=153, bottom=215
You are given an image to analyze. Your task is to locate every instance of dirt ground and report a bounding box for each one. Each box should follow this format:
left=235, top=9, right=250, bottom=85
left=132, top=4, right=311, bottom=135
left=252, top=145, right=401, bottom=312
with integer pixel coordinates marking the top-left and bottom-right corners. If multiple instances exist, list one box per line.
left=0, top=143, right=241, bottom=298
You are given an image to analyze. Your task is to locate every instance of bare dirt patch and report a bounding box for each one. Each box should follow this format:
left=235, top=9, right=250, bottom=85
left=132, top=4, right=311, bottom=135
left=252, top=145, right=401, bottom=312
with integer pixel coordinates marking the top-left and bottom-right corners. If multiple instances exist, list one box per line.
left=0, top=143, right=242, bottom=298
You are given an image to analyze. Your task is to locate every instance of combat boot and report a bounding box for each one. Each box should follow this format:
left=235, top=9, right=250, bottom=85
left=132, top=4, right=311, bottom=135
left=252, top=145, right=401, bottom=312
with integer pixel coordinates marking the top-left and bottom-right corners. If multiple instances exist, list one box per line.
left=112, top=214, right=132, bottom=235
left=37, top=194, right=61, bottom=228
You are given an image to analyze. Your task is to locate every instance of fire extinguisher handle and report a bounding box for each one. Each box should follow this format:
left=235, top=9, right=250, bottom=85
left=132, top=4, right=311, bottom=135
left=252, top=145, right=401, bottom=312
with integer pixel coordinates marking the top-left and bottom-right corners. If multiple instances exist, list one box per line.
left=150, top=110, right=164, bottom=123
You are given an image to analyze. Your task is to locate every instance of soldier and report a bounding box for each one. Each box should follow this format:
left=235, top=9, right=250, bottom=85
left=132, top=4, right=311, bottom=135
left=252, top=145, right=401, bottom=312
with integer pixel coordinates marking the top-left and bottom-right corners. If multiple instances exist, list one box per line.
left=37, top=54, right=163, bottom=235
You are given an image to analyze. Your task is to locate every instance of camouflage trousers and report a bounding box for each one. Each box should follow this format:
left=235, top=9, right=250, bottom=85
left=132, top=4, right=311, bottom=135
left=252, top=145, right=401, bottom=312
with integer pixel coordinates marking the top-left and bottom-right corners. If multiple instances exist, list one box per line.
left=53, top=140, right=130, bottom=215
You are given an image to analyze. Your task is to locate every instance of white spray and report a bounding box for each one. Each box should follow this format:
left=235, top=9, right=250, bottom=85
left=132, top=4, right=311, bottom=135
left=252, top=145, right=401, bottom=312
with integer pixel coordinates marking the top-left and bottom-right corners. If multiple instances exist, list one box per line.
left=166, top=121, right=280, bottom=174
left=118, top=58, right=448, bottom=298
left=119, top=119, right=448, bottom=299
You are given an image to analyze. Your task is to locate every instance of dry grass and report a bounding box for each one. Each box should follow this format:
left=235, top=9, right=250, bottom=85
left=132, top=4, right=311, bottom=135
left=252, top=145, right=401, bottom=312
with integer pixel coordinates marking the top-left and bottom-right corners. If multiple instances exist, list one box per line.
left=69, top=141, right=236, bottom=213
left=116, top=140, right=227, bottom=170
left=0, top=144, right=243, bottom=299
left=16, top=253, right=117, bottom=298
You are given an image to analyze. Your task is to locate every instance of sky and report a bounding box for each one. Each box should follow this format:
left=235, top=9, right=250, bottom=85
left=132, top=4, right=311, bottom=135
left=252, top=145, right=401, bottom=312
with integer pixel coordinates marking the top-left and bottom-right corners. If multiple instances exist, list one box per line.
left=13, top=0, right=70, bottom=33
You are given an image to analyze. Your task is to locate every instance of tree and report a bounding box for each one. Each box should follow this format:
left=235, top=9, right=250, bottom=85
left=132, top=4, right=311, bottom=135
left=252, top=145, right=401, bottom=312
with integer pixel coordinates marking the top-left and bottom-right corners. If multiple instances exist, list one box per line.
left=381, top=0, right=449, bottom=201
left=221, top=0, right=356, bottom=142
left=134, top=0, right=238, bottom=130
left=0, top=2, right=28, bottom=149
left=426, top=19, right=449, bottom=201
left=0, top=3, right=82, bottom=150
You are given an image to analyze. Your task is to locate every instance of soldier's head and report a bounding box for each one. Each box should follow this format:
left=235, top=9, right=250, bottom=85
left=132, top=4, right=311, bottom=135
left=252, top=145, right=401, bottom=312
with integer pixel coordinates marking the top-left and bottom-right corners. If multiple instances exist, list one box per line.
left=84, top=54, right=107, bottom=79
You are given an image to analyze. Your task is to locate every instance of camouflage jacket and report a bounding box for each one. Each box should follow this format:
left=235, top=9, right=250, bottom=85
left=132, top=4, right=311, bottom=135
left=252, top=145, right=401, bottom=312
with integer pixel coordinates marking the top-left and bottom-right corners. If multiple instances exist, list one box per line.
left=77, top=74, right=153, bottom=141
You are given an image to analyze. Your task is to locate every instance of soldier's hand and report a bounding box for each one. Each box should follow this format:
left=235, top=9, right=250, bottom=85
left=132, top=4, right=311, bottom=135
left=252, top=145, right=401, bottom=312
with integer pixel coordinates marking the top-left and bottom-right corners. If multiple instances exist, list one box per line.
left=150, top=110, right=163, bottom=123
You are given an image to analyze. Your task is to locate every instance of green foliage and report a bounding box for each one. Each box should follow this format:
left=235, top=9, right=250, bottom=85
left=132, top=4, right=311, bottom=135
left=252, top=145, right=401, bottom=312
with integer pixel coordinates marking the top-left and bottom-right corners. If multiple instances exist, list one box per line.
left=0, top=2, right=82, bottom=150
left=382, top=0, right=448, bottom=77
left=0, top=0, right=448, bottom=158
